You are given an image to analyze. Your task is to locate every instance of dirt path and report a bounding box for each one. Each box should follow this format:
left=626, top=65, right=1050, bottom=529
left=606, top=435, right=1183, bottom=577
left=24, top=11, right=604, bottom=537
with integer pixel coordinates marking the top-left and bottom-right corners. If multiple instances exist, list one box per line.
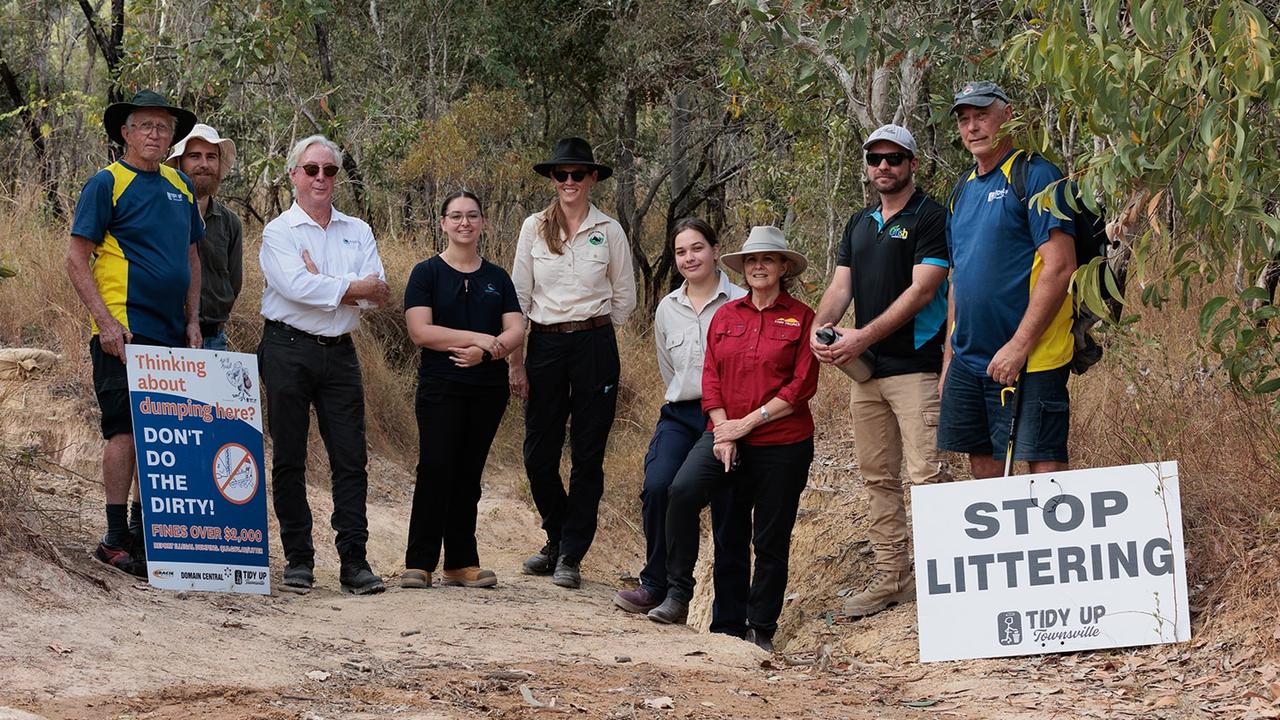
left=0, top=377, right=1272, bottom=719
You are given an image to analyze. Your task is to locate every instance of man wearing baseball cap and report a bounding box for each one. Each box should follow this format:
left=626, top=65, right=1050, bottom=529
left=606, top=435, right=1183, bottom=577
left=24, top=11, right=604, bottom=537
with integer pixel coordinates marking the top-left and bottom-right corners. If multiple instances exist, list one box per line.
left=65, top=89, right=204, bottom=576
left=166, top=124, right=243, bottom=351
left=811, top=124, right=953, bottom=618
left=938, top=81, right=1076, bottom=478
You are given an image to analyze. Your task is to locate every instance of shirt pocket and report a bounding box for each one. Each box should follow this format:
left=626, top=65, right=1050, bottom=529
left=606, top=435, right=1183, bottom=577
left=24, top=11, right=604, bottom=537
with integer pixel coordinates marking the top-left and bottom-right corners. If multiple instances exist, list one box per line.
left=665, top=327, right=696, bottom=376
left=763, top=323, right=802, bottom=372
left=530, top=243, right=565, bottom=287
left=575, top=243, right=610, bottom=282
left=713, top=322, right=748, bottom=357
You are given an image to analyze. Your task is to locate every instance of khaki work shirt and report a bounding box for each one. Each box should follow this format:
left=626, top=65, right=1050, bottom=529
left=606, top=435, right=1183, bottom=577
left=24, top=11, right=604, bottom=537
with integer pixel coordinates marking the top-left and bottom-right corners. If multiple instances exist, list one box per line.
left=512, top=204, right=636, bottom=326
left=654, top=271, right=746, bottom=403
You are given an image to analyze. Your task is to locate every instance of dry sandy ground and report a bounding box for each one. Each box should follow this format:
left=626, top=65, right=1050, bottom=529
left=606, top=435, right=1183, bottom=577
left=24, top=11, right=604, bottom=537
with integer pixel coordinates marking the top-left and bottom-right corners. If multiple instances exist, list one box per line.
left=1, top=375, right=1277, bottom=719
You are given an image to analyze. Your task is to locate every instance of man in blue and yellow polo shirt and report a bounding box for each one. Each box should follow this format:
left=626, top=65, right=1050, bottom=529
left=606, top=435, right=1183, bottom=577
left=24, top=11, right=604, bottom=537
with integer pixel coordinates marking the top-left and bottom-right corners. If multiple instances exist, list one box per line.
left=66, top=90, right=204, bottom=576
left=939, top=81, right=1076, bottom=479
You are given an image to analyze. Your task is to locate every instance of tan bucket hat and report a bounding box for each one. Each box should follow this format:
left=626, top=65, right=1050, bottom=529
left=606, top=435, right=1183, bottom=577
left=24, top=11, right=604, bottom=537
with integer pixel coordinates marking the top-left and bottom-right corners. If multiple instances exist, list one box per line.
left=165, top=123, right=237, bottom=179
left=719, top=226, right=809, bottom=278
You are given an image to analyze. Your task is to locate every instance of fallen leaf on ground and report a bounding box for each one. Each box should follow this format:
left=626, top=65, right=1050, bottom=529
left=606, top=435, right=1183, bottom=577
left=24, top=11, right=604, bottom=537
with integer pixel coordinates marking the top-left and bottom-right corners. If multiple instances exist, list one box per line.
left=519, top=684, right=544, bottom=708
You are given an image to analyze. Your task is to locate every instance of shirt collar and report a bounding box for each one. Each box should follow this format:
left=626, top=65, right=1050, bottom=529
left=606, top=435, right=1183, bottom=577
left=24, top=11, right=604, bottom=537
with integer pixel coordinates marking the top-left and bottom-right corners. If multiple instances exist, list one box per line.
left=672, top=270, right=734, bottom=309
left=285, top=201, right=347, bottom=228
left=872, top=188, right=927, bottom=221
left=732, top=289, right=793, bottom=313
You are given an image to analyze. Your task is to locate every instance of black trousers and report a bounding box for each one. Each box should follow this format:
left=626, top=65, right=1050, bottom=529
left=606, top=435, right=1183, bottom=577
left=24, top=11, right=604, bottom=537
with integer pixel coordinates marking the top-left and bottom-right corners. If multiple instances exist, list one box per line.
left=665, top=432, right=814, bottom=638
left=640, top=400, right=751, bottom=636
left=260, top=322, right=370, bottom=567
left=522, top=324, right=619, bottom=563
left=405, top=377, right=509, bottom=571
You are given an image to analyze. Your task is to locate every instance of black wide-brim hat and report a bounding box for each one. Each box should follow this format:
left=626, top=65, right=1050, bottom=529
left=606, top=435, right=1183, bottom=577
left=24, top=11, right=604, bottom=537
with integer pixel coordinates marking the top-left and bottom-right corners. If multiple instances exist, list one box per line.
left=103, top=90, right=197, bottom=147
left=533, top=137, right=612, bottom=181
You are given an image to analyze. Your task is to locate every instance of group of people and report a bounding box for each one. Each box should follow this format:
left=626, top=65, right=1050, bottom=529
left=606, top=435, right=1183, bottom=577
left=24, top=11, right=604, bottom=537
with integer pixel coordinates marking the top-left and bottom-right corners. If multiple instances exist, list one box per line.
left=67, top=78, right=1078, bottom=651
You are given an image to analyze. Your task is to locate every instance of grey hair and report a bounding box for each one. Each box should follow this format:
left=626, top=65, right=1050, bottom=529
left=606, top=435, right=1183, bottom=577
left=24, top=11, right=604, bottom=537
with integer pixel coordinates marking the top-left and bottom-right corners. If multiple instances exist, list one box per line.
left=286, top=134, right=344, bottom=170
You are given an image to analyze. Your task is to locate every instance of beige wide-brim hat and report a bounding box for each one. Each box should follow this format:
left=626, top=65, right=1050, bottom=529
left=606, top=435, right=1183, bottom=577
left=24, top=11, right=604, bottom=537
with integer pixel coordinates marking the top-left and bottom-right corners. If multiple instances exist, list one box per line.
left=165, top=123, right=237, bottom=179
left=719, top=226, right=809, bottom=278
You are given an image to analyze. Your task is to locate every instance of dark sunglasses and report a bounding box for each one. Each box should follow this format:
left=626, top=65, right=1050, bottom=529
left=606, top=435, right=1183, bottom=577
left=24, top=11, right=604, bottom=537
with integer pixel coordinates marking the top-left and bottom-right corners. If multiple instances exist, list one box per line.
left=865, top=152, right=911, bottom=167
left=551, top=169, right=591, bottom=182
left=301, top=163, right=340, bottom=177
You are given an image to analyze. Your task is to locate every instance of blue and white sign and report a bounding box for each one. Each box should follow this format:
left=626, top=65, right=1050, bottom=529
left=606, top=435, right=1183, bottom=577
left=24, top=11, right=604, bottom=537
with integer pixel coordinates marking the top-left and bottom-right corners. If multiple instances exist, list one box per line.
left=911, top=462, right=1188, bottom=662
left=126, top=345, right=270, bottom=594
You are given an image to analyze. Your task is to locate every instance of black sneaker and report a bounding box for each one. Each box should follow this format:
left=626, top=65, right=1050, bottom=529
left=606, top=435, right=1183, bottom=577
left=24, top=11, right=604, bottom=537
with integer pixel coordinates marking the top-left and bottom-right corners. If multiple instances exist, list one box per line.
left=340, top=563, right=385, bottom=596
left=94, top=541, right=147, bottom=578
left=646, top=597, right=689, bottom=625
left=281, top=563, right=315, bottom=595
left=521, top=541, right=559, bottom=576
left=551, top=556, right=581, bottom=588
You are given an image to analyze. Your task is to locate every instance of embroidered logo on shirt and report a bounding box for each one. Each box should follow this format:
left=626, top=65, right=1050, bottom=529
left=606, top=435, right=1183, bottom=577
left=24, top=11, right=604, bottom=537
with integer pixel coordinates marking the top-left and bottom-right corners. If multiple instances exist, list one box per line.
left=166, top=191, right=185, bottom=202
left=887, top=225, right=909, bottom=240
left=587, top=232, right=605, bottom=246
left=987, top=188, right=1010, bottom=203
left=484, top=283, right=499, bottom=295
left=774, top=317, right=801, bottom=327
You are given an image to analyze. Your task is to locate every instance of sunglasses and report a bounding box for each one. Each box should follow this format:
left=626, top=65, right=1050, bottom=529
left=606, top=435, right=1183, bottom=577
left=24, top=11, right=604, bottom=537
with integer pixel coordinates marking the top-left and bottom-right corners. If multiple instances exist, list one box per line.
left=551, top=169, right=592, bottom=182
left=300, top=164, right=340, bottom=177
left=865, top=152, right=911, bottom=167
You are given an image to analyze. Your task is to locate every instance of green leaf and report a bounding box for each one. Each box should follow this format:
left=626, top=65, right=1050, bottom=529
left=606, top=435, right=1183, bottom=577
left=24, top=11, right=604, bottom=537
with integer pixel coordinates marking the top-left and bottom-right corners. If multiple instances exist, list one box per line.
left=1200, top=296, right=1230, bottom=335
left=1253, top=376, right=1280, bottom=394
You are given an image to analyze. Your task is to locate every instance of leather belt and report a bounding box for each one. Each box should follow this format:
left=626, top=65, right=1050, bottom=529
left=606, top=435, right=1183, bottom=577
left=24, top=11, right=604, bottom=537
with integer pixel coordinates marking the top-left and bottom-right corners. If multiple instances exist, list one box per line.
left=199, top=322, right=222, bottom=338
left=265, top=319, right=351, bottom=346
left=529, top=315, right=611, bottom=334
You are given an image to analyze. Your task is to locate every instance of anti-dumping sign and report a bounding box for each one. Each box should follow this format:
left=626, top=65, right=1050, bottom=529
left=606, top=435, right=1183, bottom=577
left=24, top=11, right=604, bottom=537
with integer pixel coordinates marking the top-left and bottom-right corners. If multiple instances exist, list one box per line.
left=126, top=345, right=270, bottom=594
left=911, top=462, right=1188, bottom=662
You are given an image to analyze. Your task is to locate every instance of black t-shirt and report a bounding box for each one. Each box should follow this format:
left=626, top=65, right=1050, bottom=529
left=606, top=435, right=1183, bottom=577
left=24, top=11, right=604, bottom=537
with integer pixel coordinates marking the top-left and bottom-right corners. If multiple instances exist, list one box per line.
left=403, top=255, right=521, bottom=386
left=835, top=190, right=950, bottom=377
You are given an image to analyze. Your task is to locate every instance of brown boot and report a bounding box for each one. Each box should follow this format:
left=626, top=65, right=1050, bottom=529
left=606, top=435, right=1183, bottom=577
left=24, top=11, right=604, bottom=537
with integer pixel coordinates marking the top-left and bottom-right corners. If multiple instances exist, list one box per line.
left=439, top=566, right=498, bottom=588
left=840, top=568, right=915, bottom=618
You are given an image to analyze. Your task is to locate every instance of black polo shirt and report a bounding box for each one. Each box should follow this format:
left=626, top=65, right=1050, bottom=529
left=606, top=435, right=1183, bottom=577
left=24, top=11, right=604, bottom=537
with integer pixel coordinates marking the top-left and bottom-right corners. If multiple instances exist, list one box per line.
left=835, top=189, right=949, bottom=378
left=403, top=255, right=521, bottom=386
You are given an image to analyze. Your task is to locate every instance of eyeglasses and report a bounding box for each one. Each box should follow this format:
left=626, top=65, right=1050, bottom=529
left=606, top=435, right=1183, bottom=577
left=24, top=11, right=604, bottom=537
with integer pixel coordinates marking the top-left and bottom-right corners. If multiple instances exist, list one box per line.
left=300, top=164, right=340, bottom=177
left=129, top=121, right=173, bottom=136
left=866, top=152, right=911, bottom=167
left=551, top=169, right=591, bottom=182
left=444, top=212, right=483, bottom=223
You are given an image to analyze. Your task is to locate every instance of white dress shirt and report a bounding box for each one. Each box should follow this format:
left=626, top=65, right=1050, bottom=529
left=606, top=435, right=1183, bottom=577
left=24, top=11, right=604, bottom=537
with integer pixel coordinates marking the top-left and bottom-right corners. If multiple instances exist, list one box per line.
left=654, top=271, right=747, bottom=403
left=512, top=203, right=637, bottom=325
left=259, top=202, right=385, bottom=336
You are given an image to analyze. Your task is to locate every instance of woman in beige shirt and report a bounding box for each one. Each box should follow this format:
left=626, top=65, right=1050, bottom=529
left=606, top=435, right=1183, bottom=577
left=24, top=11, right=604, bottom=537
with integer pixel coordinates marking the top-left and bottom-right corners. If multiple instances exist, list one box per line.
left=512, top=137, right=636, bottom=590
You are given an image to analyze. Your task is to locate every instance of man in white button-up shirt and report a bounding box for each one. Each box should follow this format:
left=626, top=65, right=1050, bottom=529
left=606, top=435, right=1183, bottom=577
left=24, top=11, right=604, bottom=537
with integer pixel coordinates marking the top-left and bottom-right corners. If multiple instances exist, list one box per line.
left=259, top=134, right=390, bottom=596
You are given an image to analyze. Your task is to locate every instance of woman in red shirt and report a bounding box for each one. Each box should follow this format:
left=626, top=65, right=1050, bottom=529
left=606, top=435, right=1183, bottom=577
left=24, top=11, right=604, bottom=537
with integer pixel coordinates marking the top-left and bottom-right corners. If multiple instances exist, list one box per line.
left=647, top=226, right=819, bottom=653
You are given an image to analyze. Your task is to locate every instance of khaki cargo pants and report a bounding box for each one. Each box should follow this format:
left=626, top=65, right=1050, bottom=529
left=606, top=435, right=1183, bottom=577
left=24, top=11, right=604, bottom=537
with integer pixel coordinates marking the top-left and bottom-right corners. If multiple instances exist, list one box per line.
left=849, top=371, right=951, bottom=571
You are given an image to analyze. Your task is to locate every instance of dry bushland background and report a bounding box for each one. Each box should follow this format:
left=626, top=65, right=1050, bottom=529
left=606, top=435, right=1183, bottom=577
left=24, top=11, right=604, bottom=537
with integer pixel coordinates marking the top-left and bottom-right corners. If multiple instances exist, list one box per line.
left=1, top=184, right=1277, bottom=660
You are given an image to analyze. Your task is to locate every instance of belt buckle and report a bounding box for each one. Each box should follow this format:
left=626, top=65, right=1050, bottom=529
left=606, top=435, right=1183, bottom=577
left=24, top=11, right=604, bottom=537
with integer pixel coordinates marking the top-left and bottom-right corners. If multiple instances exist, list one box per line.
left=315, top=334, right=341, bottom=346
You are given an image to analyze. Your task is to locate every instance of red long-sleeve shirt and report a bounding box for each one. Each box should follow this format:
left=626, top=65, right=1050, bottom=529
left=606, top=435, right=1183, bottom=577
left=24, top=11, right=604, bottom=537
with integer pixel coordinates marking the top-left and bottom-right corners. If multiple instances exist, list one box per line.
left=701, top=292, right=819, bottom=446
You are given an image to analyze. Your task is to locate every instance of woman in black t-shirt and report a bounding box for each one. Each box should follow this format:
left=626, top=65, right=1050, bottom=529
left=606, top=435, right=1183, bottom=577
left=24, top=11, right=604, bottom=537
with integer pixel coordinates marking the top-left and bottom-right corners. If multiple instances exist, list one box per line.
left=401, top=190, right=524, bottom=589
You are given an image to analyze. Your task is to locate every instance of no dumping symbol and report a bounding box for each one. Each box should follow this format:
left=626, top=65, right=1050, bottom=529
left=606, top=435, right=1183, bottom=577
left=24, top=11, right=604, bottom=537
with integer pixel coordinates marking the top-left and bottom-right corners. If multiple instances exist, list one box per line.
left=213, top=443, right=258, bottom=505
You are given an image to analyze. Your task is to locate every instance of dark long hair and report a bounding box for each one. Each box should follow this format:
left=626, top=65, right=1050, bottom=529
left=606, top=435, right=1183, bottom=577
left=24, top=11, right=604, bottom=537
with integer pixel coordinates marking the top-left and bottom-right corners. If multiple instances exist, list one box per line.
left=667, top=217, right=719, bottom=254
left=441, top=189, right=483, bottom=217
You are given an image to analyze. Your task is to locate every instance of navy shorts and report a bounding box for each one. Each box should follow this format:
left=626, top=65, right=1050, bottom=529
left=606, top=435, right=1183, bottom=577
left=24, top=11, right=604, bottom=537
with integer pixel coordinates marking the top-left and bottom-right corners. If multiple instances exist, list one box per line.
left=937, top=360, right=1070, bottom=463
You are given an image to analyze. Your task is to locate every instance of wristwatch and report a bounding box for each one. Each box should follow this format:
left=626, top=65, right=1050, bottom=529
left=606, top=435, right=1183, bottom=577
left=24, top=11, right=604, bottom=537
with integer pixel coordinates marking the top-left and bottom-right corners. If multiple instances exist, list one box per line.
left=759, top=406, right=770, bottom=422
left=482, top=350, right=493, bottom=362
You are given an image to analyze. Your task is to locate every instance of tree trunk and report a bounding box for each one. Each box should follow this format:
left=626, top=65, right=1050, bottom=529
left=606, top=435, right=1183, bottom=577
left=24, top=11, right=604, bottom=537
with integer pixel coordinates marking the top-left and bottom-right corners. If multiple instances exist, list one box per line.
left=0, top=53, right=61, bottom=217
left=313, top=17, right=371, bottom=218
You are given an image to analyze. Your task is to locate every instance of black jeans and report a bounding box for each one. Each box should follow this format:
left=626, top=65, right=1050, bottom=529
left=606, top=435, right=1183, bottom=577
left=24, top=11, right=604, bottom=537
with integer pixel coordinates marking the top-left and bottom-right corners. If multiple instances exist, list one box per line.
left=260, top=321, right=370, bottom=567
left=640, top=400, right=751, bottom=636
left=665, top=432, right=814, bottom=638
left=405, top=377, right=509, bottom=571
left=522, top=324, right=619, bottom=563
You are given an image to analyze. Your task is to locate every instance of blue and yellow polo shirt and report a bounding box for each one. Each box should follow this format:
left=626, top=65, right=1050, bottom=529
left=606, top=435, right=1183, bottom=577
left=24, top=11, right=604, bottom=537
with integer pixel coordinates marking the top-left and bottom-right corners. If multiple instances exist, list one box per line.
left=946, top=149, right=1076, bottom=374
left=71, top=161, right=204, bottom=346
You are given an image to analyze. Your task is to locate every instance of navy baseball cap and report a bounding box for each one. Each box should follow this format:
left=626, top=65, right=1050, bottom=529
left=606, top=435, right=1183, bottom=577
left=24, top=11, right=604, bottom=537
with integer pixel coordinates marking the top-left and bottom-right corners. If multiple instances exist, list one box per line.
left=950, top=81, right=1012, bottom=114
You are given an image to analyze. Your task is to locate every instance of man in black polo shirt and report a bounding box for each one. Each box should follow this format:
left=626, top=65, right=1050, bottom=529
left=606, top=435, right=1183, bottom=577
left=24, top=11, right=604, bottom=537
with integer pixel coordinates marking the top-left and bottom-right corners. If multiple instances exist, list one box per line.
left=812, top=124, right=953, bottom=618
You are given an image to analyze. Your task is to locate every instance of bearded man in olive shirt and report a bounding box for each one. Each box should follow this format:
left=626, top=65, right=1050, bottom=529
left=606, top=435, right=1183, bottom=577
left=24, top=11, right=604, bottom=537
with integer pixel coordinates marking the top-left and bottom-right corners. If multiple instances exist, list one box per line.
left=166, top=124, right=243, bottom=350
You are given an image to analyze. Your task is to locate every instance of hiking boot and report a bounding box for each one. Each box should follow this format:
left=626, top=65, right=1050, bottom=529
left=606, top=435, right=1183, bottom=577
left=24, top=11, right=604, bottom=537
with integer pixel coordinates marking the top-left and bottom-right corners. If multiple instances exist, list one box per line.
left=646, top=597, right=688, bottom=625
left=745, top=628, right=775, bottom=652
left=840, top=569, right=915, bottom=618
left=440, top=566, right=498, bottom=588
left=94, top=541, right=147, bottom=578
left=551, top=557, right=581, bottom=588
left=340, top=563, right=386, bottom=595
left=614, top=586, right=662, bottom=614
left=521, top=541, right=559, bottom=576
left=401, top=569, right=432, bottom=589
left=280, top=563, right=315, bottom=595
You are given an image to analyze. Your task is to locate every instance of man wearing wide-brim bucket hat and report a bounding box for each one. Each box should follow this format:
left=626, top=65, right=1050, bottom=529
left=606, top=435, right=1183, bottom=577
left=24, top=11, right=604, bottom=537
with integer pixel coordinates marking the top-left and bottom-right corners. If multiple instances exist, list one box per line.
left=66, top=89, right=204, bottom=578
left=166, top=124, right=243, bottom=351
left=648, top=225, right=820, bottom=654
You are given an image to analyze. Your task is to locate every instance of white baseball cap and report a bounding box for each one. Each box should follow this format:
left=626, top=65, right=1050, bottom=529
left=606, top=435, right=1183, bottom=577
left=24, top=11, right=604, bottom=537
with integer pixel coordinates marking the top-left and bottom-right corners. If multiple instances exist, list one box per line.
left=862, top=124, right=918, bottom=156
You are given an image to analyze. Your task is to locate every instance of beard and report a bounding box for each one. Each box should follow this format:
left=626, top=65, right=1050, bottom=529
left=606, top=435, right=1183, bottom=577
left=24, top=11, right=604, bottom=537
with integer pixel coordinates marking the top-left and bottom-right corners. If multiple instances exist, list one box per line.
left=873, top=173, right=910, bottom=195
left=190, top=172, right=220, bottom=199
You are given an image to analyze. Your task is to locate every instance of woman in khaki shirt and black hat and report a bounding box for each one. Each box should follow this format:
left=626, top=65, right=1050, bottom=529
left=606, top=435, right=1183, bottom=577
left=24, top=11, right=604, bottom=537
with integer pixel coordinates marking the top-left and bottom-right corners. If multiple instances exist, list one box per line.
left=512, top=137, right=637, bottom=589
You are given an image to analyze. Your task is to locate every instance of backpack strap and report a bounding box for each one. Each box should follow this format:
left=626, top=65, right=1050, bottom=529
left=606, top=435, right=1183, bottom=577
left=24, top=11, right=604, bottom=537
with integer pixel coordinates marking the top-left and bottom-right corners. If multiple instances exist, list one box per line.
left=948, top=163, right=978, bottom=213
